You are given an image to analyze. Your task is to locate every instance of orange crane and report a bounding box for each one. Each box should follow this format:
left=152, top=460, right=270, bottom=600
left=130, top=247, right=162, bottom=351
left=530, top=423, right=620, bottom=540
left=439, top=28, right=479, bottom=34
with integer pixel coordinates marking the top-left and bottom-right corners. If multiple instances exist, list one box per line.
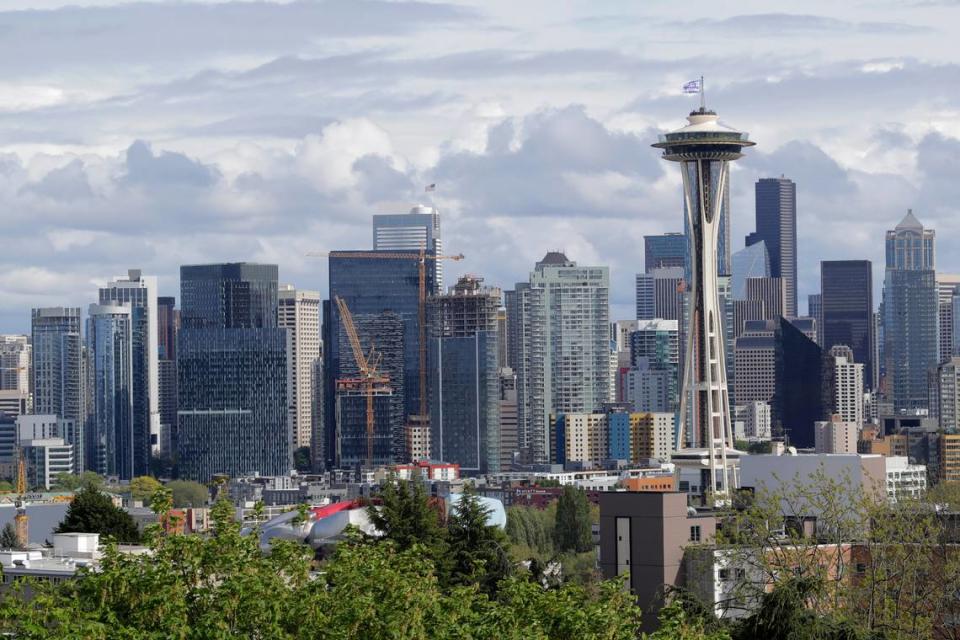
left=14, top=449, right=28, bottom=548
left=334, top=296, right=390, bottom=467
left=309, top=249, right=465, bottom=423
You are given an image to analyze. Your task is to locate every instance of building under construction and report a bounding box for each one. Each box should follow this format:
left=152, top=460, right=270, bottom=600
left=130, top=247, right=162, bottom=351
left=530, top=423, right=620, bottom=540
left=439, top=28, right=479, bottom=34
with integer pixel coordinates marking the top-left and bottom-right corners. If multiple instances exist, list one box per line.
left=427, top=275, right=502, bottom=474
left=334, top=311, right=405, bottom=467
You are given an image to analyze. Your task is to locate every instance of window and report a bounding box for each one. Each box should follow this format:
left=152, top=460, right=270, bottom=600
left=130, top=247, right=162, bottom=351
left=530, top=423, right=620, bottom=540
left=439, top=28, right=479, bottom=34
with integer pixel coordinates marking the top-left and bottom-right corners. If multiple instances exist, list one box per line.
left=718, top=568, right=730, bottom=581
left=690, top=525, right=701, bottom=542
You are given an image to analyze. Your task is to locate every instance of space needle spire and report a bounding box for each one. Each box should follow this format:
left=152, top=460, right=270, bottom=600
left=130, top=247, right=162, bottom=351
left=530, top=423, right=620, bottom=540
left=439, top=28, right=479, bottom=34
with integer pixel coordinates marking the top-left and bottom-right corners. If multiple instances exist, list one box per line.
left=652, top=87, right=755, bottom=504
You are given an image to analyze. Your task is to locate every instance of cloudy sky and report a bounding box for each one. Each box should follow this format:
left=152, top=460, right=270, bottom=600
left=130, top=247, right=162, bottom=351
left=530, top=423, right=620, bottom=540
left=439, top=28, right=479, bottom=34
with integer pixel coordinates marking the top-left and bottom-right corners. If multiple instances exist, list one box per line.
left=1, top=0, right=959, bottom=331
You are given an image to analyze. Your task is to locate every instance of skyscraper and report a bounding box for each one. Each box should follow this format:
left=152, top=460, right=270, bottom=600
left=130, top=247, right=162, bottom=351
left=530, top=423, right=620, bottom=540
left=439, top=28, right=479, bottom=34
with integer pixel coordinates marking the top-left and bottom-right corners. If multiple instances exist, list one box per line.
left=87, top=303, right=134, bottom=479
left=643, top=233, right=686, bottom=273
left=744, top=277, right=786, bottom=321
left=428, top=275, right=501, bottom=473
left=156, top=296, right=178, bottom=458
left=821, top=261, right=874, bottom=392
left=652, top=104, right=754, bottom=499
left=323, top=251, right=436, bottom=468
left=515, top=252, right=609, bottom=464
left=625, top=319, right=679, bottom=414
left=936, top=275, right=960, bottom=364
left=278, top=285, right=321, bottom=452
left=635, top=267, right=684, bottom=321
left=747, top=177, right=797, bottom=317
left=808, top=293, right=823, bottom=345
left=99, top=269, right=159, bottom=475
left=31, top=307, right=83, bottom=425
left=883, top=211, right=938, bottom=413
left=0, top=335, right=30, bottom=393
left=177, top=263, right=290, bottom=481
left=373, top=206, right=443, bottom=289
left=730, top=241, right=770, bottom=300
left=824, top=345, right=864, bottom=427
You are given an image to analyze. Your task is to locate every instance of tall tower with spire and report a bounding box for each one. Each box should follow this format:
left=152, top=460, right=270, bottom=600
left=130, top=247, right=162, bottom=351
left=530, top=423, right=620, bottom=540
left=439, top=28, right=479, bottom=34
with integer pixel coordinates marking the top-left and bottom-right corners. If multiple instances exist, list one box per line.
left=653, top=104, right=755, bottom=502
left=883, top=210, right=938, bottom=413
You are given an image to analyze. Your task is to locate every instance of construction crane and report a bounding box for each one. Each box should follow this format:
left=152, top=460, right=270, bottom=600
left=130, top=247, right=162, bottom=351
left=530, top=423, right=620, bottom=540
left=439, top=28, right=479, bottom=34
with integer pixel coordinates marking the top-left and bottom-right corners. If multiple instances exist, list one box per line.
left=309, top=249, right=465, bottom=424
left=334, top=296, right=390, bottom=467
left=13, top=449, right=28, bottom=548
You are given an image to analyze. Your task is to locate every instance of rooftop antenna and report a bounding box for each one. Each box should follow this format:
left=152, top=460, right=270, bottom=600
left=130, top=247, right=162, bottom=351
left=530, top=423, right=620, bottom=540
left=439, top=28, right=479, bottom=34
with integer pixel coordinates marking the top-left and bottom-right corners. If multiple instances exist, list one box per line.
left=700, top=75, right=705, bottom=112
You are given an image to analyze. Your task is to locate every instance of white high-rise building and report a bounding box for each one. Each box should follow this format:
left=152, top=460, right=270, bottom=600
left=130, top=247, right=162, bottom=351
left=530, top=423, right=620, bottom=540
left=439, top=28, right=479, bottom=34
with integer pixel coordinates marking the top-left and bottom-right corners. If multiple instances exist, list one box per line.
left=827, top=345, right=864, bottom=426
left=278, top=285, right=321, bottom=451
left=515, top=252, right=610, bottom=464
left=0, top=335, right=30, bottom=393
left=99, top=269, right=159, bottom=470
left=373, top=206, right=443, bottom=289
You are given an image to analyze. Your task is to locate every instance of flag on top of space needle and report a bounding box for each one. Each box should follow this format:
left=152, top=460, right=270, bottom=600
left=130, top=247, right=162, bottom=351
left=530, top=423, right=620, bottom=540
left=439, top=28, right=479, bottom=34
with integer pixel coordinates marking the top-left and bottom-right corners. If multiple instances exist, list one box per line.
left=683, top=79, right=702, bottom=94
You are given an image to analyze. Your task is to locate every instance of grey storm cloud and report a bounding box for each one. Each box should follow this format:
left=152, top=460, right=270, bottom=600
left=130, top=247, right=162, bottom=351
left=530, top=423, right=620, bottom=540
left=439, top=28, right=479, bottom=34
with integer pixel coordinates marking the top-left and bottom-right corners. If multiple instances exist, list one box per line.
left=20, top=159, right=94, bottom=201
left=122, top=140, right=219, bottom=189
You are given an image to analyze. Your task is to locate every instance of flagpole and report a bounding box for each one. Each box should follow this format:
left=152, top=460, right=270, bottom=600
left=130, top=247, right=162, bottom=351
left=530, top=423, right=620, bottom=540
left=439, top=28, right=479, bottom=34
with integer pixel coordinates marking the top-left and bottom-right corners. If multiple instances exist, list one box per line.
left=700, top=75, right=705, bottom=111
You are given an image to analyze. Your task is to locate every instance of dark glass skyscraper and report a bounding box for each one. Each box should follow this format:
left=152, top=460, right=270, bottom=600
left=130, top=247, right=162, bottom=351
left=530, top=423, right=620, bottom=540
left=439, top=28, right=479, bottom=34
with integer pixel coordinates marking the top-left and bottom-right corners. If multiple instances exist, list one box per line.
left=821, top=260, right=874, bottom=392
left=643, top=233, right=687, bottom=273
left=774, top=317, right=823, bottom=448
left=177, top=263, right=289, bottom=481
left=322, top=251, right=436, bottom=468
left=157, top=296, right=179, bottom=459
left=748, top=177, right=797, bottom=317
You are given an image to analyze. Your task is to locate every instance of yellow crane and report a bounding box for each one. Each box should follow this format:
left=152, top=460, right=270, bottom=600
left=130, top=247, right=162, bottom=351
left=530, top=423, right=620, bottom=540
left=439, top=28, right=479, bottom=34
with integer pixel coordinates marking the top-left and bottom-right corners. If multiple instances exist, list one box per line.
left=309, top=249, right=465, bottom=422
left=14, top=449, right=28, bottom=548
left=334, top=296, right=390, bottom=467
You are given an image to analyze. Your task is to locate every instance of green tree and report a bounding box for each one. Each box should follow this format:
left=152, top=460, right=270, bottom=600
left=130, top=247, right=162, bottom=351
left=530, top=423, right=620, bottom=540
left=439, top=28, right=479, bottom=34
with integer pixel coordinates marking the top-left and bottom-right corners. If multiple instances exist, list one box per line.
left=55, top=486, right=141, bottom=543
left=52, top=471, right=104, bottom=492
left=447, top=493, right=510, bottom=593
left=0, top=522, right=18, bottom=548
left=167, top=479, right=209, bottom=507
left=129, top=475, right=162, bottom=502
left=367, top=479, right=446, bottom=553
left=293, top=446, right=311, bottom=473
left=0, top=480, right=13, bottom=492
left=554, top=485, right=592, bottom=553
left=0, top=496, right=646, bottom=639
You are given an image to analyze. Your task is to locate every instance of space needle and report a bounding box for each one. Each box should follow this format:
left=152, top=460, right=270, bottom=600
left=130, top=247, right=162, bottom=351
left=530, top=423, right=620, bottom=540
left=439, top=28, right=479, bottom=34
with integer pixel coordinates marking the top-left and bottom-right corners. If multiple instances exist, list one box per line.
left=652, top=80, right=755, bottom=503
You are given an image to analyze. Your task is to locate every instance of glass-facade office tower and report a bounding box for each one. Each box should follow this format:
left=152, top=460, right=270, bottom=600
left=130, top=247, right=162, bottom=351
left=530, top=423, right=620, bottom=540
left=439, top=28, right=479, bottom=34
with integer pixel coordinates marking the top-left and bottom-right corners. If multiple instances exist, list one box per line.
left=626, top=319, right=679, bottom=414
left=373, top=206, right=443, bottom=289
left=31, top=307, right=83, bottom=425
left=643, top=233, right=687, bottom=273
left=99, top=269, right=159, bottom=476
left=156, top=296, right=179, bottom=458
left=747, top=177, right=798, bottom=317
left=278, top=285, right=321, bottom=451
left=883, top=211, right=938, bottom=413
left=653, top=106, right=754, bottom=500
left=323, top=251, right=436, bottom=468
left=177, top=263, right=290, bottom=481
left=821, top=261, right=874, bottom=392
left=731, top=241, right=770, bottom=301
left=87, top=304, right=134, bottom=479
left=514, top=252, right=609, bottom=464
left=428, top=275, right=501, bottom=473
